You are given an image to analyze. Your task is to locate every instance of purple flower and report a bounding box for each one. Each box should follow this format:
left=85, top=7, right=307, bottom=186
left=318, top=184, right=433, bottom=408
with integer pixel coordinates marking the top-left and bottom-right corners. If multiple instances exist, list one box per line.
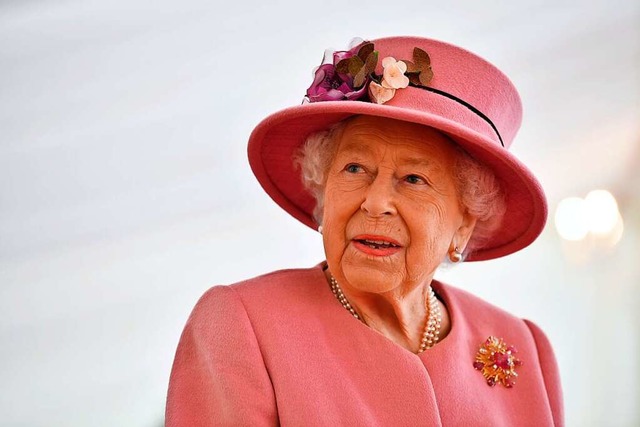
left=305, top=42, right=376, bottom=103
left=305, top=63, right=368, bottom=102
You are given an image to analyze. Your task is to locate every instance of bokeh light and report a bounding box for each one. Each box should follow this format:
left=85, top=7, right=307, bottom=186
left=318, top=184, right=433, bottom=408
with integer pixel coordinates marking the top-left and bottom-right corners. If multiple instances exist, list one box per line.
left=554, top=190, right=623, bottom=244
left=584, top=190, right=619, bottom=235
left=554, top=197, right=589, bottom=241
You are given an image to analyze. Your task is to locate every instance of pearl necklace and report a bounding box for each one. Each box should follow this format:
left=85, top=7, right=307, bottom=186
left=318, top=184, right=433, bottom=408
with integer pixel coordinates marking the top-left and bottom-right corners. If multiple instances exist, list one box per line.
left=329, top=275, right=442, bottom=353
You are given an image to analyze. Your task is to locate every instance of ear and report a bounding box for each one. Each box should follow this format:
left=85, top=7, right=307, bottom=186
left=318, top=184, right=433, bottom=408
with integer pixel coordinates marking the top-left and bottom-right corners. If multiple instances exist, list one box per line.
left=451, top=211, right=478, bottom=253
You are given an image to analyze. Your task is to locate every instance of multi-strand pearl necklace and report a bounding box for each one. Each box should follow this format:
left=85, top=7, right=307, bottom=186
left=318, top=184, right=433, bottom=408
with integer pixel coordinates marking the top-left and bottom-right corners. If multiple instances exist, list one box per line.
left=329, top=275, right=442, bottom=353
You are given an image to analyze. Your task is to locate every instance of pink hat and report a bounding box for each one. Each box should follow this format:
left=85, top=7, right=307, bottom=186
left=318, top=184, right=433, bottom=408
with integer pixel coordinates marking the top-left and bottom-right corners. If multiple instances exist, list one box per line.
left=247, top=36, right=547, bottom=261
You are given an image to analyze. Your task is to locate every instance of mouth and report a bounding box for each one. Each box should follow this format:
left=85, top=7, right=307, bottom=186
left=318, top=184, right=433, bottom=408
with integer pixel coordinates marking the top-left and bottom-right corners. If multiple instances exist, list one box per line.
left=354, top=238, right=400, bottom=250
left=352, top=234, right=402, bottom=256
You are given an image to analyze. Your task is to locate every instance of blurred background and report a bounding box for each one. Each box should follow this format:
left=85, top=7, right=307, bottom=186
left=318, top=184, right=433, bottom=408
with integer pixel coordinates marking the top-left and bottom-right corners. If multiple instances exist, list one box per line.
left=1, top=0, right=638, bottom=425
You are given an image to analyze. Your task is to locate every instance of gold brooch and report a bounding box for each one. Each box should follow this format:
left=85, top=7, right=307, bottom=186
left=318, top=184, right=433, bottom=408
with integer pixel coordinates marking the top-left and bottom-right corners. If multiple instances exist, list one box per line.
left=473, top=336, right=522, bottom=388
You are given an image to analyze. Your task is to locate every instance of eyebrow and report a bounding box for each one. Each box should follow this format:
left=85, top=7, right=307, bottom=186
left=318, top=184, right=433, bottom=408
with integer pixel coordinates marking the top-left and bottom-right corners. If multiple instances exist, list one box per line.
left=402, top=157, right=440, bottom=171
left=339, top=143, right=442, bottom=171
left=338, top=142, right=375, bottom=156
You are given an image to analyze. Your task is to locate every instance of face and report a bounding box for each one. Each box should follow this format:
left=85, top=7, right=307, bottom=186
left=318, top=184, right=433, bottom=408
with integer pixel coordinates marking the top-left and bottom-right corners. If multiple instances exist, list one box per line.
left=322, top=116, right=477, bottom=296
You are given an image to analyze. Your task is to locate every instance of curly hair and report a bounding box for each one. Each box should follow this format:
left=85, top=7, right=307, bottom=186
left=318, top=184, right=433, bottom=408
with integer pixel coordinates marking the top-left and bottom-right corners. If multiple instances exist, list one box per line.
left=293, top=118, right=506, bottom=259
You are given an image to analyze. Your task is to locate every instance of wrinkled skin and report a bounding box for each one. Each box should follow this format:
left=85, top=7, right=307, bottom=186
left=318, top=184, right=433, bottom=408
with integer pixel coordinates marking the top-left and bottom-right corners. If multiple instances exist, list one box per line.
left=322, top=116, right=477, bottom=351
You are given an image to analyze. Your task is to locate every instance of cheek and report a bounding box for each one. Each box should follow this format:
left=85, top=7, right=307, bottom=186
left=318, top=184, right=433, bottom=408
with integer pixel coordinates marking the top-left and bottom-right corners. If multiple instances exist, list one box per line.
left=321, top=205, right=352, bottom=278
left=322, top=176, right=364, bottom=224
left=321, top=185, right=353, bottom=258
left=405, top=200, right=457, bottom=256
left=321, top=208, right=345, bottom=248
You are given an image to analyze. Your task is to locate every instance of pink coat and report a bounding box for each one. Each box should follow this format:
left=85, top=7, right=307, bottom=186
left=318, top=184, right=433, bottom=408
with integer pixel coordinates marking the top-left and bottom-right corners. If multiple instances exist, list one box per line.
left=166, top=264, right=563, bottom=426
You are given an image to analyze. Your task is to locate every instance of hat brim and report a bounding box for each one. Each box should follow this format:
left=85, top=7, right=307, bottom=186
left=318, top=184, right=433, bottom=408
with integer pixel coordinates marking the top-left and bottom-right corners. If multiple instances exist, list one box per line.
left=248, top=98, right=547, bottom=261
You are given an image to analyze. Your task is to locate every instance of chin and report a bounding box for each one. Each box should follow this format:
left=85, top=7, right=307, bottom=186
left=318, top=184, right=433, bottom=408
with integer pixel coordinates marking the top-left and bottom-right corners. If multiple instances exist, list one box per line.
left=342, top=261, right=403, bottom=294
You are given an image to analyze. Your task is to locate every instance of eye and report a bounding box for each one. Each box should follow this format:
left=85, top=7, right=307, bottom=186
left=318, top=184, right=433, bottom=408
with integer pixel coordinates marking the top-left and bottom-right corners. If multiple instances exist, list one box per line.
left=345, top=163, right=364, bottom=174
left=404, top=174, right=427, bottom=185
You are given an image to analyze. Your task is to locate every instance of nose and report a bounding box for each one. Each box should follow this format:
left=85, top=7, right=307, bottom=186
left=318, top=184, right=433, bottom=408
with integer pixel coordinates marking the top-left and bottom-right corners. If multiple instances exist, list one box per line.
left=360, top=174, right=397, bottom=217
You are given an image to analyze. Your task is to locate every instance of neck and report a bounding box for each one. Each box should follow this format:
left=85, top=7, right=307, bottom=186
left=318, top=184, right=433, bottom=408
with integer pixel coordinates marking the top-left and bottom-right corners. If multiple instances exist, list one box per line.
left=356, top=286, right=429, bottom=352
left=324, top=268, right=443, bottom=353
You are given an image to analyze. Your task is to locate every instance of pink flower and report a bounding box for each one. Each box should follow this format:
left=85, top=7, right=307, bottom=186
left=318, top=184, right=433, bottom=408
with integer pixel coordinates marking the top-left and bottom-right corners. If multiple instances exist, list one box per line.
left=368, top=81, right=396, bottom=104
left=380, top=57, right=410, bottom=89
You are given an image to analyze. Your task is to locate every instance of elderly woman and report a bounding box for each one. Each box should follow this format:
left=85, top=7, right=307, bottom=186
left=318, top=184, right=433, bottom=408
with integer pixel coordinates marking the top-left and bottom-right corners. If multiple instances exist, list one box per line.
left=166, top=36, right=563, bottom=426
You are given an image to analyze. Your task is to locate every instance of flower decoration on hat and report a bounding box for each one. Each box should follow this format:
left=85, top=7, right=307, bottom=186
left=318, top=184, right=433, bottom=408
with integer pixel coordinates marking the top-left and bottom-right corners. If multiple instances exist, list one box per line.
left=305, top=39, right=433, bottom=105
left=473, top=336, right=523, bottom=388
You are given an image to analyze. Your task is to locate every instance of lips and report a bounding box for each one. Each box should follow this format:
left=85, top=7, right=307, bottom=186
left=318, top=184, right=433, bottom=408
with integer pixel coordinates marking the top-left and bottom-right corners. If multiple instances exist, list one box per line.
left=352, top=234, right=402, bottom=256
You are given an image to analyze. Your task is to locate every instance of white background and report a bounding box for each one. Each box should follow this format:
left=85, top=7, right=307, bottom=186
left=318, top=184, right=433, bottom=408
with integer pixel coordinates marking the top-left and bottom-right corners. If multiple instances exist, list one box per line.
left=1, top=0, right=639, bottom=425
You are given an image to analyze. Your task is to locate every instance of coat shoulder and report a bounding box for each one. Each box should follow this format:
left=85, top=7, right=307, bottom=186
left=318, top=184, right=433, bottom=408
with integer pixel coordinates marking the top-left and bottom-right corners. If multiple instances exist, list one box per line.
left=434, top=280, right=525, bottom=326
left=195, top=265, right=328, bottom=317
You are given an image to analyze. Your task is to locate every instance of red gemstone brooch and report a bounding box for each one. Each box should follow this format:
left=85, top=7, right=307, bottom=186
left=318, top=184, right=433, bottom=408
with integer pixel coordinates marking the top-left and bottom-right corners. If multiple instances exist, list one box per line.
left=473, top=336, right=523, bottom=388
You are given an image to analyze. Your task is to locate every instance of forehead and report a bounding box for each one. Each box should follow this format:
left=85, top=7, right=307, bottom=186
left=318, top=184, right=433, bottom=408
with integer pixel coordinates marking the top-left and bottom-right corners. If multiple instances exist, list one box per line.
left=336, top=116, right=459, bottom=166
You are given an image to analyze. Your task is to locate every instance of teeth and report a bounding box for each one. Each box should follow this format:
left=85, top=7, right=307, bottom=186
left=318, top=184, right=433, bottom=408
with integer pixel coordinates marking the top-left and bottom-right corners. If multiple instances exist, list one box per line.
left=362, top=239, right=397, bottom=247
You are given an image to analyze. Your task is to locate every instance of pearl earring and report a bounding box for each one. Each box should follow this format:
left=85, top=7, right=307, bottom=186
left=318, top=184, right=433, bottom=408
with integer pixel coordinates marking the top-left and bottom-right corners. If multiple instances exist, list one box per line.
left=449, top=246, right=463, bottom=263
left=318, top=225, right=323, bottom=234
